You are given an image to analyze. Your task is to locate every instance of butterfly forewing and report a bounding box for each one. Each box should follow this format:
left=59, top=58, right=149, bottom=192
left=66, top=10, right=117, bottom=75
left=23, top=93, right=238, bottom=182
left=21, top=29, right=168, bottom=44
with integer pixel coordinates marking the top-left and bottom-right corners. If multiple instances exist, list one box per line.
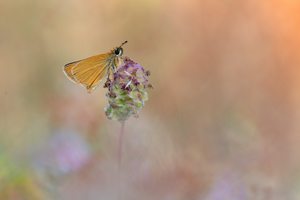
left=64, top=53, right=111, bottom=92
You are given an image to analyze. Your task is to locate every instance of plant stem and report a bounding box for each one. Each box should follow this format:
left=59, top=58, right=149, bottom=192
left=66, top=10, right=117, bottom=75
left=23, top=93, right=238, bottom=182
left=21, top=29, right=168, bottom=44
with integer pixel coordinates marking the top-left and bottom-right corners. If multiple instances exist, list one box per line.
left=117, top=121, right=125, bottom=200
left=118, top=121, right=125, bottom=171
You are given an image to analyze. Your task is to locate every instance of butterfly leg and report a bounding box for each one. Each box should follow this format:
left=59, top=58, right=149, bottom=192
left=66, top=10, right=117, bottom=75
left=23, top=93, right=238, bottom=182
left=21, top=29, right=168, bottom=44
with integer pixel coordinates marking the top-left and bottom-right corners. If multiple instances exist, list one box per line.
left=104, top=67, right=112, bottom=89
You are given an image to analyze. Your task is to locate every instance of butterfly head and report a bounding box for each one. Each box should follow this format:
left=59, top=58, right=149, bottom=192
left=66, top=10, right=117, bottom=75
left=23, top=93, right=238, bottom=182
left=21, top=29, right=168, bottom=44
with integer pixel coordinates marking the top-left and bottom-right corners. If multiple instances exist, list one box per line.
left=114, top=41, right=128, bottom=57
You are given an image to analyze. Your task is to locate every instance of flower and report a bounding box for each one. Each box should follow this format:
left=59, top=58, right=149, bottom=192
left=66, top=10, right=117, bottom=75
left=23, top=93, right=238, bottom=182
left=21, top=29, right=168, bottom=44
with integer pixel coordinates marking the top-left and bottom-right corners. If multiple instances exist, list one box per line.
left=35, top=129, right=91, bottom=176
left=104, top=57, right=152, bottom=121
left=205, top=172, right=247, bottom=200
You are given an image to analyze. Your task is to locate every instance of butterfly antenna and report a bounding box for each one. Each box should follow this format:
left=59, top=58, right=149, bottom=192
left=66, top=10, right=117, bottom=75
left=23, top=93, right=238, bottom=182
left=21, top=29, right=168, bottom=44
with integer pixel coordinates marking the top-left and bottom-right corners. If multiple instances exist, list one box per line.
left=120, top=41, right=128, bottom=47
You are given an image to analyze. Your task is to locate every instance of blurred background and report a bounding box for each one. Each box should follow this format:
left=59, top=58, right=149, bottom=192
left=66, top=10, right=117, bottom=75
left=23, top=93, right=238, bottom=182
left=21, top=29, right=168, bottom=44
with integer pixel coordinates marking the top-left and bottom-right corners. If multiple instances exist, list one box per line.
left=1, top=0, right=300, bottom=199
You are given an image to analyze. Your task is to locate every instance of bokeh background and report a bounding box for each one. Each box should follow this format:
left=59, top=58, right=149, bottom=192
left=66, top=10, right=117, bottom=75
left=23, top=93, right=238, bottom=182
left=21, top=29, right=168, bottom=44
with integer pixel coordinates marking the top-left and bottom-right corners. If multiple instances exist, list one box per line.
left=1, top=0, right=300, bottom=199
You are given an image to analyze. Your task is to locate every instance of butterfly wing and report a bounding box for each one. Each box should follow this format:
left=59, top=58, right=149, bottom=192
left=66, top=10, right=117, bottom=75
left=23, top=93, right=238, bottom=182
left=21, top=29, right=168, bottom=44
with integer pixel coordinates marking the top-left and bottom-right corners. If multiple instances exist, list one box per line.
left=64, top=53, right=112, bottom=93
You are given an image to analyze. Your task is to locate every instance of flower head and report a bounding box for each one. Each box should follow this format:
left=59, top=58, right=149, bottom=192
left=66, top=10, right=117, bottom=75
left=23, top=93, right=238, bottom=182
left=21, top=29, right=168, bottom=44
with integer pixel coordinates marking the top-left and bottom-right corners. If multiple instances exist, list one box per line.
left=104, top=57, right=152, bottom=121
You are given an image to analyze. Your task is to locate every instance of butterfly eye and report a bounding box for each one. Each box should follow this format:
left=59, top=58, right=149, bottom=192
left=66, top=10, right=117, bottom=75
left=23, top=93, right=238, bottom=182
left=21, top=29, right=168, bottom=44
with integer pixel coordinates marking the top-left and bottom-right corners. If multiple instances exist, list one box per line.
left=114, top=48, right=123, bottom=56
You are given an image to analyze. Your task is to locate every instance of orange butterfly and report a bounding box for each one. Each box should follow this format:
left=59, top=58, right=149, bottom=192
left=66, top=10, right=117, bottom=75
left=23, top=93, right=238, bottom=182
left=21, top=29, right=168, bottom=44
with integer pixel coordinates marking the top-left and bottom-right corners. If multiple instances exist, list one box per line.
left=63, top=41, right=127, bottom=93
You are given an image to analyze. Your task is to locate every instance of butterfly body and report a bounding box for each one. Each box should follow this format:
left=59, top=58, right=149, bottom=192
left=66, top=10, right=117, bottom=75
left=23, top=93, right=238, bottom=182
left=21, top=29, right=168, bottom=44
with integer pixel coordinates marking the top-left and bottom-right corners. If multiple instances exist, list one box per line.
left=63, top=41, right=127, bottom=93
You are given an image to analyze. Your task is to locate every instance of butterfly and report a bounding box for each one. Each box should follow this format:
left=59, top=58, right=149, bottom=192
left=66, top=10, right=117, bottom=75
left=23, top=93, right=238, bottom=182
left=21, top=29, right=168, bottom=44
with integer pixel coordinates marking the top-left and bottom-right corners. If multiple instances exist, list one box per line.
left=63, top=41, right=127, bottom=93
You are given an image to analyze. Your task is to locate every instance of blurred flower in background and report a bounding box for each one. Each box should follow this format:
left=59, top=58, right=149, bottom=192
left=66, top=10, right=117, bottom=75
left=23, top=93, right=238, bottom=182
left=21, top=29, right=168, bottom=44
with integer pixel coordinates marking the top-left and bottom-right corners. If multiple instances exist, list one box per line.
left=30, top=129, right=93, bottom=199
left=205, top=171, right=247, bottom=200
left=33, top=129, right=91, bottom=177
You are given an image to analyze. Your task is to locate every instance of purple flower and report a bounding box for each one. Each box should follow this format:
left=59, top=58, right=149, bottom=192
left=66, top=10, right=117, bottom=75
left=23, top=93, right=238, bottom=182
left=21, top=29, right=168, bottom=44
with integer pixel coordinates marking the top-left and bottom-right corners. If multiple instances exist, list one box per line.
left=104, top=57, right=152, bottom=121
left=35, top=129, right=91, bottom=176
left=205, top=173, right=247, bottom=200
